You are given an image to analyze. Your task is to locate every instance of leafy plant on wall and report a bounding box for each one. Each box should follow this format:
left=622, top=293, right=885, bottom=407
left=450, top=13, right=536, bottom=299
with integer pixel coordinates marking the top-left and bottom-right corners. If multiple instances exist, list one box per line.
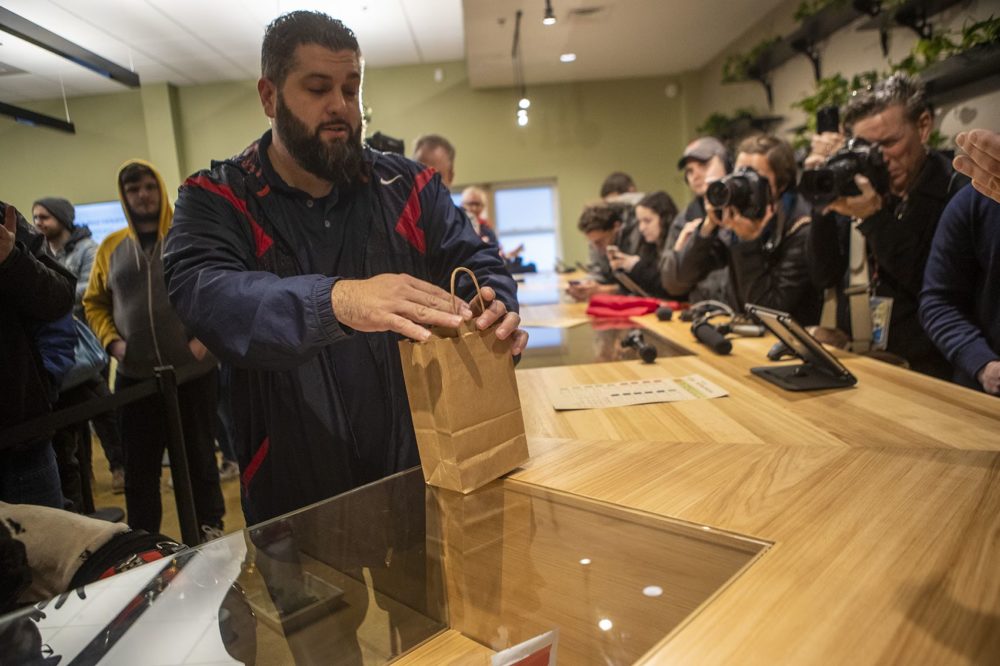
left=894, top=15, right=1000, bottom=74
left=793, top=0, right=850, bottom=22
left=786, top=71, right=876, bottom=149
left=721, top=37, right=781, bottom=83
left=708, top=15, right=998, bottom=153
left=695, top=108, right=762, bottom=149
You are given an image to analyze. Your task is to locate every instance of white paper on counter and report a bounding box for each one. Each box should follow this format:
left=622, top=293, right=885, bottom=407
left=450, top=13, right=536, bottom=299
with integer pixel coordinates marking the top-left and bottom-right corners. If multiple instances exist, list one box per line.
left=549, top=374, right=728, bottom=411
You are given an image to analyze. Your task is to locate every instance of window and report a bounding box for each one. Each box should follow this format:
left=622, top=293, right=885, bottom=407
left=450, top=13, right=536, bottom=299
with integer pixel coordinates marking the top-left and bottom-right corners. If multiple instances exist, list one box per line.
left=451, top=181, right=559, bottom=272
left=74, top=201, right=128, bottom=246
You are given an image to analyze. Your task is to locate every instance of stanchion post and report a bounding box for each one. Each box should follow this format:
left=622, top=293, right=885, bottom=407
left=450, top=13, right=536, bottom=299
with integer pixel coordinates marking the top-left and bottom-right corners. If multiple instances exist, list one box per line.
left=155, top=365, right=200, bottom=546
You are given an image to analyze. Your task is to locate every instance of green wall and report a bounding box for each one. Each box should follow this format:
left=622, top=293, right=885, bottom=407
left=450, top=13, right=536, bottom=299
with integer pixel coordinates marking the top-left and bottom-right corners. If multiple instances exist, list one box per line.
left=0, top=61, right=691, bottom=263
left=0, top=91, right=149, bottom=213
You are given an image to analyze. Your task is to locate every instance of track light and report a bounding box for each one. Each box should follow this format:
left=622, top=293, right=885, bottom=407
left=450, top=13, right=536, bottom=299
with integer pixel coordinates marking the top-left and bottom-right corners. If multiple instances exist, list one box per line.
left=543, top=0, right=556, bottom=25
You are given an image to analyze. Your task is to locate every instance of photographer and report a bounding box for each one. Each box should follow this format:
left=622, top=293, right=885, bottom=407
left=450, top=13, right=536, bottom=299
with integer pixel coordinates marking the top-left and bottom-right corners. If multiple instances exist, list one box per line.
left=677, top=135, right=820, bottom=324
left=806, top=74, right=967, bottom=378
left=660, top=137, right=732, bottom=302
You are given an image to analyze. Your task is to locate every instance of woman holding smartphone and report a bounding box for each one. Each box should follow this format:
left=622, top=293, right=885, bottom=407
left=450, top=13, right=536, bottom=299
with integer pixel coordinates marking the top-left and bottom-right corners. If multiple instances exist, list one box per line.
left=608, top=191, right=678, bottom=298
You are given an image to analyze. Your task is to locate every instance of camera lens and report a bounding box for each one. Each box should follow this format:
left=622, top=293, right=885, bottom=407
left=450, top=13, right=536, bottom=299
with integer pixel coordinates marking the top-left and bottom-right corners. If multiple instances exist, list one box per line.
left=706, top=180, right=731, bottom=208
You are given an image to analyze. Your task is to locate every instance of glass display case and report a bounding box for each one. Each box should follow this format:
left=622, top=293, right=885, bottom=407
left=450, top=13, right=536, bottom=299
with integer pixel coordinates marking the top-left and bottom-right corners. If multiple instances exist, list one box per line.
left=0, top=470, right=769, bottom=664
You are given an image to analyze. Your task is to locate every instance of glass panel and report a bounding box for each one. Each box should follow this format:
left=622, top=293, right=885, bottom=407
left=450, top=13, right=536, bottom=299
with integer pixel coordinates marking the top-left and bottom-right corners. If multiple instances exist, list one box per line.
left=499, top=231, right=556, bottom=274
left=0, top=470, right=768, bottom=665
left=494, top=186, right=555, bottom=233
left=519, top=324, right=691, bottom=369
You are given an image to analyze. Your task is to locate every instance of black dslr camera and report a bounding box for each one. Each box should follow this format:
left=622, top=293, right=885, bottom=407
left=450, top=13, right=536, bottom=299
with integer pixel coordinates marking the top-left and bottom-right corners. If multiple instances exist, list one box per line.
left=799, top=138, right=890, bottom=207
left=705, top=166, right=771, bottom=220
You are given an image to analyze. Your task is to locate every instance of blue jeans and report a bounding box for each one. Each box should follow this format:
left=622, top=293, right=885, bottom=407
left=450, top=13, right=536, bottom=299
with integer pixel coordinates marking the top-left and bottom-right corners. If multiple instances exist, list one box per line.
left=0, top=441, right=64, bottom=508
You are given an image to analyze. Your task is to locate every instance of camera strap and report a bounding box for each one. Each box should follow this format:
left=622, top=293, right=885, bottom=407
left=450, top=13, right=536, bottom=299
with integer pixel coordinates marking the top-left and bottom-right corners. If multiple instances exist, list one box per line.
left=820, top=218, right=872, bottom=352
left=846, top=218, right=872, bottom=352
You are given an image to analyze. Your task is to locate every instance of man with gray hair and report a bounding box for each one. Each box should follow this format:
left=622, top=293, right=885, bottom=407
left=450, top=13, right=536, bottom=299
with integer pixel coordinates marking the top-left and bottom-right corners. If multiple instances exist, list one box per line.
left=413, top=134, right=456, bottom=188
left=806, top=73, right=967, bottom=378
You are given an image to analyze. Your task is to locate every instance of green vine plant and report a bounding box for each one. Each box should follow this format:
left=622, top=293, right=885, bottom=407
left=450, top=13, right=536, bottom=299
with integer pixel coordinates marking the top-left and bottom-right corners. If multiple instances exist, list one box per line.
left=793, top=0, right=850, bottom=22
left=789, top=71, right=879, bottom=149
left=721, top=37, right=781, bottom=83
left=695, top=108, right=759, bottom=140
left=893, top=15, right=1000, bottom=74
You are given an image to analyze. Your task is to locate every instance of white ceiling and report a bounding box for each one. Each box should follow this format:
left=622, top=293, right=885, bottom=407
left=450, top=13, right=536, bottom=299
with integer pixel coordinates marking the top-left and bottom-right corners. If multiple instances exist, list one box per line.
left=0, top=0, right=786, bottom=103
left=465, top=0, right=788, bottom=88
left=0, top=0, right=465, bottom=102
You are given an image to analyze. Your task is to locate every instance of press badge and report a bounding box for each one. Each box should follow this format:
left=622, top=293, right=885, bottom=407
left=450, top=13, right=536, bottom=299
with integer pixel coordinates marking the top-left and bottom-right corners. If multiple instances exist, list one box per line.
left=870, top=296, right=893, bottom=351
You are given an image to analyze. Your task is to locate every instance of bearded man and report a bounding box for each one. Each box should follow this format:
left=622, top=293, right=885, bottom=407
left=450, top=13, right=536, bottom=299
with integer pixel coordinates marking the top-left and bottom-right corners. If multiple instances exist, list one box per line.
left=163, top=11, right=524, bottom=524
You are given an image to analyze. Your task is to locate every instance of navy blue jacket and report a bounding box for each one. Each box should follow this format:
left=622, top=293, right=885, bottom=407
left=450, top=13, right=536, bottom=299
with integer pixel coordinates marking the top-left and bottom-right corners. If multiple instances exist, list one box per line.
left=920, top=186, right=1000, bottom=392
left=163, top=133, right=518, bottom=522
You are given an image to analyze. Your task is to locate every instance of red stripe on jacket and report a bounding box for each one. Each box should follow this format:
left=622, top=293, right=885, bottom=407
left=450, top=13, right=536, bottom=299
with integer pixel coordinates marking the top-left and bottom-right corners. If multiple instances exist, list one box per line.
left=185, top=175, right=273, bottom=258
left=241, top=436, right=270, bottom=490
left=393, top=167, right=435, bottom=254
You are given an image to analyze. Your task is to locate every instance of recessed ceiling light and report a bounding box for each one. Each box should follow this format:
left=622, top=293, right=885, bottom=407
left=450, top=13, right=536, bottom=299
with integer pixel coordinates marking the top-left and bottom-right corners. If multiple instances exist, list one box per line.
left=560, top=53, right=576, bottom=63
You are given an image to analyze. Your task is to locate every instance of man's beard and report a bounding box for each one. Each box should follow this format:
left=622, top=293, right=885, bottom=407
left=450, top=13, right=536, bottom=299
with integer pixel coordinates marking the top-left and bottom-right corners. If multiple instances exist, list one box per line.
left=39, top=224, right=63, bottom=241
left=275, top=94, right=365, bottom=191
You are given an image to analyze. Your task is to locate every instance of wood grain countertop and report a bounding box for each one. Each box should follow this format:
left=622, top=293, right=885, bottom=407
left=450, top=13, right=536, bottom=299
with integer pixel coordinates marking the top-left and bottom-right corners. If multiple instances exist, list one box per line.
left=505, top=299, right=1000, bottom=663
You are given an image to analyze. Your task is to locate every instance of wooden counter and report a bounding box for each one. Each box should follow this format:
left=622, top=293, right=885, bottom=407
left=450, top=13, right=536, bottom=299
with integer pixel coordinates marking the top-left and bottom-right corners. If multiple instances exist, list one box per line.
left=508, top=298, right=1000, bottom=663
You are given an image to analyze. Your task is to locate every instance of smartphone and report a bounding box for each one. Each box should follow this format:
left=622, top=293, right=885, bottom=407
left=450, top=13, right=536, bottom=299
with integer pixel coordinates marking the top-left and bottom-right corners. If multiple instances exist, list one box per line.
left=817, top=105, right=840, bottom=134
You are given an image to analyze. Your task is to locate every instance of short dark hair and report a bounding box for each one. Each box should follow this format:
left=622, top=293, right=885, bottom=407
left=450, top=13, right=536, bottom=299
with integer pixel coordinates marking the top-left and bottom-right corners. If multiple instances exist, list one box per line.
left=637, top=191, right=678, bottom=249
left=120, top=163, right=156, bottom=187
left=843, top=73, right=931, bottom=133
left=600, top=172, right=636, bottom=198
left=737, top=134, right=797, bottom=195
left=577, top=203, right=625, bottom=234
left=262, top=11, right=360, bottom=87
left=413, top=134, right=456, bottom=164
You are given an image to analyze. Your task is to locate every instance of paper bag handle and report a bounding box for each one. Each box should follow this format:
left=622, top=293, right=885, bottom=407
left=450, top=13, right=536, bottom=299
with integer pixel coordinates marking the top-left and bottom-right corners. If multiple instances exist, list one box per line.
left=450, top=267, right=486, bottom=315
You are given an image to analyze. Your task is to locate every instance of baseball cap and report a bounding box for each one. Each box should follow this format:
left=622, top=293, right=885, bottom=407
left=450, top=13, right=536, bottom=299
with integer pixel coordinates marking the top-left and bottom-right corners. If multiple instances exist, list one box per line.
left=677, top=137, right=728, bottom=170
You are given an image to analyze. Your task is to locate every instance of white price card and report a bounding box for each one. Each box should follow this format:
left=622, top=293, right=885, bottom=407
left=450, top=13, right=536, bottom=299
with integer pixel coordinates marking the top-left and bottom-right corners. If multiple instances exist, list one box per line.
left=549, top=374, right=728, bottom=411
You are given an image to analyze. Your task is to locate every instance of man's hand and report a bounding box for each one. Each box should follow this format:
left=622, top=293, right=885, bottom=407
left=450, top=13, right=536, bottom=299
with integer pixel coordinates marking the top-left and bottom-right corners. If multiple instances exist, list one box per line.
left=804, top=131, right=845, bottom=170
left=108, top=339, right=127, bottom=362
left=469, top=286, right=528, bottom=356
left=718, top=204, right=772, bottom=241
left=332, top=273, right=472, bottom=342
left=699, top=208, right=721, bottom=238
left=826, top=174, right=883, bottom=219
left=566, top=278, right=600, bottom=302
left=188, top=338, right=209, bottom=362
left=977, top=360, right=1000, bottom=396
left=954, top=129, right=1000, bottom=205
left=674, top=219, right=701, bottom=251
left=0, top=203, right=18, bottom=264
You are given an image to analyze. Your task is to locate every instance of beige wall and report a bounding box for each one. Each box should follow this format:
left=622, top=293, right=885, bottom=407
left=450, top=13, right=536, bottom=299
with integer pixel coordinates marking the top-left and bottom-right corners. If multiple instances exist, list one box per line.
left=1, top=62, right=689, bottom=264
left=684, top=0, right=1000, bottom=147
left=2, top=0, right=996, bottom=261
left=0, top=91, right=149, bottom=214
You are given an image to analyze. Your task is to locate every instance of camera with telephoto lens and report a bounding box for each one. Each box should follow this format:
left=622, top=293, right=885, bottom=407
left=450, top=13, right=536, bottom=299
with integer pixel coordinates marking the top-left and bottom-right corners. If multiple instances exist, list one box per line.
left=799, top=138, right=890, bottom=207
left=705, top=166, right=771, bottom=220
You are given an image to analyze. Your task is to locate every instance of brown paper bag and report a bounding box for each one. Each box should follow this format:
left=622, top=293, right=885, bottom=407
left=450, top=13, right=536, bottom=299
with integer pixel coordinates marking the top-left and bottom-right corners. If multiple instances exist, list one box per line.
left=398, top=267, right=529, bottom=493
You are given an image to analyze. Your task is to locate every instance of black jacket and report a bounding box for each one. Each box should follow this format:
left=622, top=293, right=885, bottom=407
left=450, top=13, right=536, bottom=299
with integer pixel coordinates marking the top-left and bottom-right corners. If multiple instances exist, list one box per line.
left=677, top=192, right=821, bottom=324
left=164, top=133, right=518, bottom=523
left=807, top=151, right=967, bottom=378
left=0, top=204, right=75, bottom=443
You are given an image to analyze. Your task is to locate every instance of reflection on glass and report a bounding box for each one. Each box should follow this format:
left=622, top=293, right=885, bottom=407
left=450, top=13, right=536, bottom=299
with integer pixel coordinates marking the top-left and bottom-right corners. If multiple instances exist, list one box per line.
left=519, top=323, right=690, bottom=369
left=0, top=470, right=768, bottom=665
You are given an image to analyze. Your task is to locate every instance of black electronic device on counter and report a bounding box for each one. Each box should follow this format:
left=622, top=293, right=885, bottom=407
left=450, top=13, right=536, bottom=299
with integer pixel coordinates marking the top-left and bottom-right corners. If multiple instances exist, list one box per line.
left=745, top=304, right=857, bottom=391
left=621, top=329, right=658, bottom=364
